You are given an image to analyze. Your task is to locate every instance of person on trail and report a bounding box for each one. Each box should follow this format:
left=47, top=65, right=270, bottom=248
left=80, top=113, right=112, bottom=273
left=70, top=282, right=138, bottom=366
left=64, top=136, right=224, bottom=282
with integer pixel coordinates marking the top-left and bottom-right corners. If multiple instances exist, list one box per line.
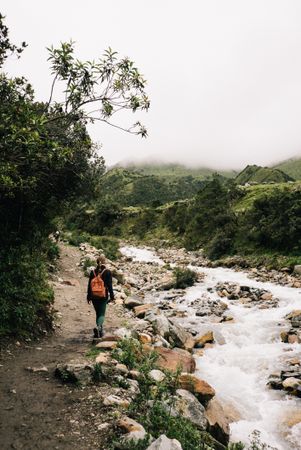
left=87, top=255, right=114, bottom=338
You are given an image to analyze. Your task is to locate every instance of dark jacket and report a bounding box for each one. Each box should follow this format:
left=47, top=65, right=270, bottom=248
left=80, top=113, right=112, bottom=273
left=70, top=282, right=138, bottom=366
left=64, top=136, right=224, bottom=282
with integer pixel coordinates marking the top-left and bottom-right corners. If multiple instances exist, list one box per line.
left=87, top=265, right=114, bottom=301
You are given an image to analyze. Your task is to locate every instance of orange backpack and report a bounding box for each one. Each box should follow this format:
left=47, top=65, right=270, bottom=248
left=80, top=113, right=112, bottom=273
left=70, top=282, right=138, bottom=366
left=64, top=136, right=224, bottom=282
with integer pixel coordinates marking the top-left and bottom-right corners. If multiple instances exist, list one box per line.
left=91, top=269, right=107, bottom=299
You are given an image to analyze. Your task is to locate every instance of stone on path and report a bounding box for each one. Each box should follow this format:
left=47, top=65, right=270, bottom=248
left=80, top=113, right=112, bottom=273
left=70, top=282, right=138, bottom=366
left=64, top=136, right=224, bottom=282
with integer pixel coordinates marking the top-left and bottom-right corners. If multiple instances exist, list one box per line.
left=103, top=395, right=130, bottom=408
left=146, top=434, right=182, bottom=450
left=55, top=359, right=93, bottom=384
left=117, top=416, right=147, bottom=443
left=95, top=341, right=118, bottom=350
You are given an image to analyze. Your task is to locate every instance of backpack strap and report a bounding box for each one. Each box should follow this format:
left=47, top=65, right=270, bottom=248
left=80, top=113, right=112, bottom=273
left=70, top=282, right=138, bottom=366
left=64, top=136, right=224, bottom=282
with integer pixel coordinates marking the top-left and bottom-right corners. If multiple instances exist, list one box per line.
left=100, top=268, right=107, bottom=278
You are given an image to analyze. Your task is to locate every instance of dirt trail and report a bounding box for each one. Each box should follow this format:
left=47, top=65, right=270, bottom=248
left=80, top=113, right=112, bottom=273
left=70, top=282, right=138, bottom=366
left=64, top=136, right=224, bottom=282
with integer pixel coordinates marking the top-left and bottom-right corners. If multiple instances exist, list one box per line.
left=0, top=244, right=125, bottom=450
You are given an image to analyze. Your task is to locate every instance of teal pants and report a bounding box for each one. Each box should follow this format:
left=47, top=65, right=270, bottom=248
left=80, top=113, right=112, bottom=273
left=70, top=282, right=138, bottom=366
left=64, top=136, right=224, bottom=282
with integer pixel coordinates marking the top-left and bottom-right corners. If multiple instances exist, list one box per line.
left=92, top=298, right=107, bottom=327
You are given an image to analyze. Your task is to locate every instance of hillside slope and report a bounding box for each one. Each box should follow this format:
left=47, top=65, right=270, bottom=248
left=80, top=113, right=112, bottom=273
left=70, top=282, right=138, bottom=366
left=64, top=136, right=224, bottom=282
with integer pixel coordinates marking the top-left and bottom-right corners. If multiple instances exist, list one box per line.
left=273, top=157, right=301, bottom=180
left=235, top=165, right=294, bottom=184
left=99, top=167, right=204, bottom=206
left=115, top=162, right=237, bottom=180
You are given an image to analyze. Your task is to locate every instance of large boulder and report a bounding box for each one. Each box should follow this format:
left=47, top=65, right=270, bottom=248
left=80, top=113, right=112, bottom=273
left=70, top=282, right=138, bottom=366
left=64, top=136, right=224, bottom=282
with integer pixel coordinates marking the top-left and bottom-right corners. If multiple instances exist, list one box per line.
left=168, top=320, right=195, bottom=350
left=205, top=398, right=230, bottom=445
left=147, top=313, right=170, bottom=338
left=146, top=435, right=182, bottom=450
left=124, top=296, right=144, bottom=309
left=155, top=347, right=196, bottom=373
left=178, top=373, right=215, bottom=403
left=170, top=389, right=207, bottom=430
left=55, top=359, right=93, bottom=384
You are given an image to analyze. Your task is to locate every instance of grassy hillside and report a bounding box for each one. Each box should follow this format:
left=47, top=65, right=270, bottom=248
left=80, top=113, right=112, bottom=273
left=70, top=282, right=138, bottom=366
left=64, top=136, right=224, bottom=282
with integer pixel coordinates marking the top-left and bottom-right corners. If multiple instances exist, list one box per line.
left=234, top=181, right=301, bottom=211
left=235, top=164, right=294, bottom=184
left=273, top=157, right=301, bottom=180
left=115, top=162, right=237, bottom=180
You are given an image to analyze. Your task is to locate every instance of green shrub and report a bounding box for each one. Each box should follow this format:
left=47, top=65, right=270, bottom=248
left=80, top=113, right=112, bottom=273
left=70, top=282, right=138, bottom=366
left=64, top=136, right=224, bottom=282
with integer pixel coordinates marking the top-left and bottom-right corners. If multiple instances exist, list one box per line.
left=0, top=245, right=54, bottom=337
left=66, top=230, right=120, bottom=260
left=173, top=267, right=198, bottom=289
left=112, top=338, right=158, bottom=371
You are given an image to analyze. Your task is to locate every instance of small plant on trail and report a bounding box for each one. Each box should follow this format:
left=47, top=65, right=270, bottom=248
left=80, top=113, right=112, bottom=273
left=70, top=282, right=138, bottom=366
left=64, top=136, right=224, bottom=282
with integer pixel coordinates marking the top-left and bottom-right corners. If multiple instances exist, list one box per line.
left=112, top=338, right=158, bottom=371
left=173, top=267, right=198, bottom=289
left=86, top=346, right=103, bottom=359
left=92, top=363, right=103, bottom=383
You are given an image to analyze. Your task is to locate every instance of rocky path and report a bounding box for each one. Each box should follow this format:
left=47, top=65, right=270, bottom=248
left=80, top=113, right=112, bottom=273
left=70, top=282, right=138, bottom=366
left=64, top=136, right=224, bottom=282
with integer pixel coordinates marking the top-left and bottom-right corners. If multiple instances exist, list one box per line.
left=0, top=244, right=127, bottom=450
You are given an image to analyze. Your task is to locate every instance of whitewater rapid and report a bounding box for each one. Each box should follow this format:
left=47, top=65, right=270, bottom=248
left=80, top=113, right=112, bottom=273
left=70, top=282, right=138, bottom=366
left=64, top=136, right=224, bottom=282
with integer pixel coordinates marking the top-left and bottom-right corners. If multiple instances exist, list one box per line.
left=120, top=246, right=301, bottom=449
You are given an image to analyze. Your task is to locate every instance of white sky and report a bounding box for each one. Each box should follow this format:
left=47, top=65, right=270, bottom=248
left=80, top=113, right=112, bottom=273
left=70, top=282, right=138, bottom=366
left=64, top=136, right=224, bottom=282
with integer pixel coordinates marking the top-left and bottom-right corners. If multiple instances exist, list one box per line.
left=2, top=0, right=301, bottom=169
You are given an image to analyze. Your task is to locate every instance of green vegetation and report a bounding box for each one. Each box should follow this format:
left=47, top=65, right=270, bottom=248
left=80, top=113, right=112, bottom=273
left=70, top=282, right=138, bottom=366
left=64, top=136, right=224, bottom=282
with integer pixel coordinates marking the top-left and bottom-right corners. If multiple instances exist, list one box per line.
left=108, top=338, right=223, bottom=450
left=97, top=167, right=205, bottom=207
left=0, top=15, right=148, bottom=337
left=273, top=157, right=301, bottom=180
left=173, top=267, right=198, bottom=289
left=64, top=230, right=120, bottom=260
left=117, top=161, right=237, bottom=179
left=235, top=165, right=294, bottom=185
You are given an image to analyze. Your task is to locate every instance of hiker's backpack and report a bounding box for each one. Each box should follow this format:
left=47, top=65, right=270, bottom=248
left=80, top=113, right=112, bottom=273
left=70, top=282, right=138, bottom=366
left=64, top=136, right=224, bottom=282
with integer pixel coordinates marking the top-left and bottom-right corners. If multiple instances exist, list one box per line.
left=91, top=269, right=106, bottom=299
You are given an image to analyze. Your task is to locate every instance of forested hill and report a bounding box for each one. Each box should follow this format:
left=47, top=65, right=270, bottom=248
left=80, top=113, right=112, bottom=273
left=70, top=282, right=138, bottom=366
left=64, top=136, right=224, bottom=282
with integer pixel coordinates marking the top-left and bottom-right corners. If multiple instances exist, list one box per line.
left=115, top=162, right=237, bottom=179
left=273, top=157, right=301, bottom=180
left=98, top=167, right=206, bottom=206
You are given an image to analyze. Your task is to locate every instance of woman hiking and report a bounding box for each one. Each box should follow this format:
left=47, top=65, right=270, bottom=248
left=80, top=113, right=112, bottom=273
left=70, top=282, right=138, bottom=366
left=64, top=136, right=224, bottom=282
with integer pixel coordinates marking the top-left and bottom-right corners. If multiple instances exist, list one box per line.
left=87, top=255, right=114, bottom=338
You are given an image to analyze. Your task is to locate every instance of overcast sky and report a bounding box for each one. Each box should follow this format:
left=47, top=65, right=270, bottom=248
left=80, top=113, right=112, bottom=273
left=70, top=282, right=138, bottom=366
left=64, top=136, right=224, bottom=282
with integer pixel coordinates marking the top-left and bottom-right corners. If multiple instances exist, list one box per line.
left=2, top=0, right=301, bottom=169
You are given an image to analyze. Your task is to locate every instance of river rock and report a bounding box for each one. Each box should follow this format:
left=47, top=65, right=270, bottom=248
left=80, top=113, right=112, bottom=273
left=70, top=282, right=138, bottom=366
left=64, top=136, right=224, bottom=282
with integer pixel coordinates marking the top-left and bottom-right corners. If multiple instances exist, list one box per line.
left=134, top=304, right=153, bottom=318
left=138, top=332, right=152, bottom=344
left=194, top=331, right=214, bottom=348
left=124, top=296, right=144, bottom=309
left=146, top=434, right=182, bottom=450
left=285, top=310, right=301, bottom=328
left=155, top=347, right=196, bottom=373
left=282, top=377, right=301, bottom=390
left=148, top=314, right=170, bottom=338
left=178, top=373, right=215, bottom=403
left=168, top=320, right=194, bottom=350
left=205, top=398, right=230, bottom=445
left=132, top=319, right=151, bottom=333
left=170, top=389, right=207, bottom=430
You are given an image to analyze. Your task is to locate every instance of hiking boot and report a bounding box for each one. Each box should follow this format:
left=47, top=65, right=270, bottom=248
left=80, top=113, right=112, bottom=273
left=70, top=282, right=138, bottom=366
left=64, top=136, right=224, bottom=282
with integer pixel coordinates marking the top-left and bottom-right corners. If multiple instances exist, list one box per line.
left=93, top=327, right=99, bottom=338
left=98, top=325, right=103, bottom=338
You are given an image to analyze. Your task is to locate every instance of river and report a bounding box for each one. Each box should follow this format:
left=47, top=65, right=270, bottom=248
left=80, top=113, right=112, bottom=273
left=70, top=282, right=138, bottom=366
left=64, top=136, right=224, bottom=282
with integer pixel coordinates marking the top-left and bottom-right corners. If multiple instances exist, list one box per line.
left=120, top=245, right=301, bottom=449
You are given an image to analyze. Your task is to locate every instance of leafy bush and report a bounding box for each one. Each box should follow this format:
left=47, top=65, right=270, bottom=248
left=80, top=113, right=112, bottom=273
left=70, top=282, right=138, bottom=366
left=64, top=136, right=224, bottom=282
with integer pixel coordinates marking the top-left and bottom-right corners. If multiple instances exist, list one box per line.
left=173, top=267, right=198, bottom=289
left=112, top=338, right=158, bottom=371
left=0, top=245, right=54, bottom=337
left=66, top=230, right=120, bottom=260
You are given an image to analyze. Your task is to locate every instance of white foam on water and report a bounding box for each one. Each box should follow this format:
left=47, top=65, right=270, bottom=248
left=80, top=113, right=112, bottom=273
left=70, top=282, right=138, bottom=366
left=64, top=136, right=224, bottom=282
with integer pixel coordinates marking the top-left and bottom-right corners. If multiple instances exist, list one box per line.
left=189, top=267, right=301, bottom=449
left=120, top=246, right=164, bottom=265
left=119, top=247, right=301, bottom=448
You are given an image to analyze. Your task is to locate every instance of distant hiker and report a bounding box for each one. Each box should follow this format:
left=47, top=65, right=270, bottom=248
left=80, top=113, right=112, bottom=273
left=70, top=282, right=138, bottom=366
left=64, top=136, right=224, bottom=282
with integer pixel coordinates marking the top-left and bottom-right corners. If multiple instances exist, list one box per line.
left=87, top=255, right=114, bottom=338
